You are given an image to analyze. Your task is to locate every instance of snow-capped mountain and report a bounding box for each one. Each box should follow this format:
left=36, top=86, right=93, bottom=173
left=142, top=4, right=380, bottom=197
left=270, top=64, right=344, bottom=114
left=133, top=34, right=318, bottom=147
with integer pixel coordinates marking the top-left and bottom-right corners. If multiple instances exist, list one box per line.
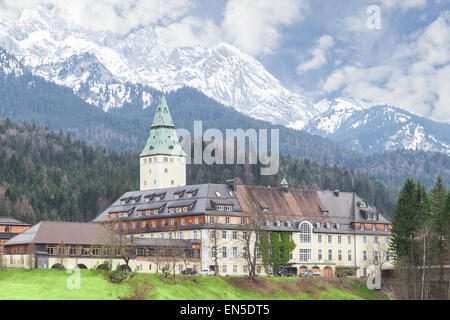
left=0, top=6, right=316, bottom=129
left=305, top=102, right=450, bottom=155
left=0, top=48, right=26, bottom=78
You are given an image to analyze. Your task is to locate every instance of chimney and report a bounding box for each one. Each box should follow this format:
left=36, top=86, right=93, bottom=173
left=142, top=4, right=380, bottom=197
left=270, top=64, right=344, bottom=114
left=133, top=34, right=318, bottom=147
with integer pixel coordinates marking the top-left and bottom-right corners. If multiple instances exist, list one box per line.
left=226, top=177, right=243, bottom=192
left=334, top=190, right=340, bottom=197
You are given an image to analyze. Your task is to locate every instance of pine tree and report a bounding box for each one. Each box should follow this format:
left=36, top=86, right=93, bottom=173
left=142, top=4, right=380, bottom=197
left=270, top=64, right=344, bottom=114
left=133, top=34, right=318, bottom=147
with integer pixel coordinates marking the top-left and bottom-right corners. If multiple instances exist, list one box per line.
left=429, top=176, right=448, bottom=287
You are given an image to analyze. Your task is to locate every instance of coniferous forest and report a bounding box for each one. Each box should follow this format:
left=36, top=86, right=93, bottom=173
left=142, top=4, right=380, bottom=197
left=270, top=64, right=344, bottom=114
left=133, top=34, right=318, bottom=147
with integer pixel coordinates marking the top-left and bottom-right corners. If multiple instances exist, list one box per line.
left=390, top=176, right=450, bottom=299
left=0, top=119, right=398, bottom=224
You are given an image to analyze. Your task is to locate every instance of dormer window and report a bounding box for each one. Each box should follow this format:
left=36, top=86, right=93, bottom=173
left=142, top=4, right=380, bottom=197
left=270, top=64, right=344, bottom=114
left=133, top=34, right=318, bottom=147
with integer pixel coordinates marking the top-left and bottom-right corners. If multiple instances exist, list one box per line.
left=130, top=198, right=136, bottom=204
left=120, top=199, right=127, bottom=205
left=217, top=205, right=225, bottom=211
left=325, top=222, right=331, bottom=229
left=315, top=222, right=321, bottom=229
left=265, top=220, right=271, bottom=227
left=322, top=210, right=329, bottom=215
left=154, top=196, right=161, bottom=201
left=225, top=205, right=233, bottom=211
left=173, top=193, right=180, bottom=199
left=228, top=191, right=234, bottom=196
left=215, top=192, right=222, bottom=197
left=186, top=192, right=193, bottom=198
left=274, top=220, right=281, bottom=227
left=360, top=201, right=367, bottom=208
left=335, top=222, right=341, bottom=229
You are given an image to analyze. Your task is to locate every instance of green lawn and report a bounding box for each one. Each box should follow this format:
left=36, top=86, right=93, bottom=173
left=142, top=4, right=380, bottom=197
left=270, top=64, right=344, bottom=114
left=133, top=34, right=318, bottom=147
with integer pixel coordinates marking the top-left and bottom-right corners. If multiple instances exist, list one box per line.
left=0, top=268, right=388, bottom=300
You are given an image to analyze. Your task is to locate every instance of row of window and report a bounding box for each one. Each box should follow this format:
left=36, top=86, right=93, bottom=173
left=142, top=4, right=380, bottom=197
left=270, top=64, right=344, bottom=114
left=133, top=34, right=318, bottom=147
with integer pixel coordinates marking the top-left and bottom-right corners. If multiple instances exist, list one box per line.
left=208, top=217, right=246, bottom=225
left=109, top=216, right=202, bottom=231
left=220, top=264, right=264, bottom=274
left=142, top=156, right=184, bottom=164
left=297, top=248, right=352, bottom=263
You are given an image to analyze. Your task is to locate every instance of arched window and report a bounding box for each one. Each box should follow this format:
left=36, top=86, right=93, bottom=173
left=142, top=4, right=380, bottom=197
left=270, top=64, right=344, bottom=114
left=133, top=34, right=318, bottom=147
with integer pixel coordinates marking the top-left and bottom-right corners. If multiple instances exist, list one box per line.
left=299, top=222, right=312, bottom=244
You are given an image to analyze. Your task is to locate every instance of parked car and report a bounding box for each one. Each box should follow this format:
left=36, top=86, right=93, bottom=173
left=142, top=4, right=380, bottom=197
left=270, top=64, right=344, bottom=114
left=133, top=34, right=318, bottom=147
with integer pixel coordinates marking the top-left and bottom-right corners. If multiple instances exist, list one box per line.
left=276, top=266, right=298, bottom=277
left=181, top=268, right=197, bottom=275
left=300, top=269, right=315, bottom=277
left=198, top=269, right=215, bottom=276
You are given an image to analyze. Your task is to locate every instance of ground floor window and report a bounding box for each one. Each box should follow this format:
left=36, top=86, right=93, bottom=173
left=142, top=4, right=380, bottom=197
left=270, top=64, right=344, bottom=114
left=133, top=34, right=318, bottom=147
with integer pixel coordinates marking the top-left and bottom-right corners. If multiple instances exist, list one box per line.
left=233, top=265, right=237, bottom=273
left=222, top=265, right=227, bottom=273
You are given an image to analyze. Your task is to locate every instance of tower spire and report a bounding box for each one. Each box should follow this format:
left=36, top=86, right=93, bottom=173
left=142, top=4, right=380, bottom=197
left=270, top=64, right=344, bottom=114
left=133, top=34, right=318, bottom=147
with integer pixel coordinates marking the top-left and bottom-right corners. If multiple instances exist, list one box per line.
left=139, top=94, right=186, bottom=190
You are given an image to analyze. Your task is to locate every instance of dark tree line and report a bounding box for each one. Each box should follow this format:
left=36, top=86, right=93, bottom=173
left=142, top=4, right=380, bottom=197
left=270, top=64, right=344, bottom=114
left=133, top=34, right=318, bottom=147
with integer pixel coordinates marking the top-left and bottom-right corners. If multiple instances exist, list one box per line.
left=390, top=176, right=450, bottom=299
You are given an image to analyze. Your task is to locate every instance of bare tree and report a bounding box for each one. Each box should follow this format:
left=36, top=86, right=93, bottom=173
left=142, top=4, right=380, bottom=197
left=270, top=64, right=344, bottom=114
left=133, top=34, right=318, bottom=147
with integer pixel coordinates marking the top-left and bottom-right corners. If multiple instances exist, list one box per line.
left=238, top=216, right=266, bottom=282
left=364, top=236, right=392, bottom=290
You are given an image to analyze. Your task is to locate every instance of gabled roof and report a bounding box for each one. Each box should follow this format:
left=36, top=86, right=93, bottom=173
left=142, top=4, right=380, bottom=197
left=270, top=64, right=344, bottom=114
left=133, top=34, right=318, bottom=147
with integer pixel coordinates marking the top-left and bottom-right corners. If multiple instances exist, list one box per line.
left=4, top=222, right=116, bottom=246
left=235, top=185, right=332, bottom=223
left=139, top=94, right=186, bottom=157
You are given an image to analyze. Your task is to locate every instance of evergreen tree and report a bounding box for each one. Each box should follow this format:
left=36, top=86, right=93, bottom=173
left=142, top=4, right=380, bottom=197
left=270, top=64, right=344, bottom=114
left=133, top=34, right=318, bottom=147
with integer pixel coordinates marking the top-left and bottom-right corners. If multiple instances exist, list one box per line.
left=429, top=176, right=448, bottom=286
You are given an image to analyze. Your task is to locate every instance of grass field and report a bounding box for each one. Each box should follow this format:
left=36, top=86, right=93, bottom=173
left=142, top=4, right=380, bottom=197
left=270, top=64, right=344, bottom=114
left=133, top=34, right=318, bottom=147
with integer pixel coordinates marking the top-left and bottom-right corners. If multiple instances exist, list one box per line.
left=0, top=268, right=390, bottom=300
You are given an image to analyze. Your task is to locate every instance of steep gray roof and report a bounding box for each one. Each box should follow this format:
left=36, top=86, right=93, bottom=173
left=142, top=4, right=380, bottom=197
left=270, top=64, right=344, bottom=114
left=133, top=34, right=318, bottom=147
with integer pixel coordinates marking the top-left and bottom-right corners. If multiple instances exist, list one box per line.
left=0, top=216, right=30, bottom=226
left=316, top=190, right=391, bottom=231
left=93, top=183, right=243, bottom=223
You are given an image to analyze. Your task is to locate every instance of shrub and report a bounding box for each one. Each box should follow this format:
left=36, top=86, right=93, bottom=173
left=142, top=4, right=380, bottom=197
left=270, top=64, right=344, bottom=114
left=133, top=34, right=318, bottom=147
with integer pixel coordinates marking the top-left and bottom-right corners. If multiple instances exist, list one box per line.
left=104, top=269, right=132, bottom=284
left=120, top=278, right=154, bottom=300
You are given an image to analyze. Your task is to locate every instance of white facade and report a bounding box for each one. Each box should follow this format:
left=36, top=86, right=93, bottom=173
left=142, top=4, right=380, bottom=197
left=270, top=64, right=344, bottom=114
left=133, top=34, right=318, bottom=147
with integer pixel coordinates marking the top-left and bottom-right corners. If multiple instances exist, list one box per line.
left=140, top=155, right=186, bottom=191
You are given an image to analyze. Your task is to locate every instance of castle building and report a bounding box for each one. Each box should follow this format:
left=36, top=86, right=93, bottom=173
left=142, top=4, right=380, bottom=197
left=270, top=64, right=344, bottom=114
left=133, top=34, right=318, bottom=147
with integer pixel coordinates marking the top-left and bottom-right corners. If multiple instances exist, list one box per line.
left=2, top=94, right=393, bottom=278
left=91, top=94, right=393, bottom=278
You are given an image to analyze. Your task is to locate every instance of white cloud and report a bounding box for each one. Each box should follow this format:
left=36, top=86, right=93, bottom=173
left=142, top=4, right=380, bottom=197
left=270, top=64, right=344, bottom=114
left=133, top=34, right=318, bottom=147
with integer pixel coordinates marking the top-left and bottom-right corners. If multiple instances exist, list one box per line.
left=155, top=17, right=222, bottom=53
left=222, top=0, right=307, bottom=56
left=297, top=35, right=334, bottom=73
left=321, top=11, right=450, bottom=122
left=0, top=0, right=192, bottom=35
left=377, top=0, right=428, bottom=10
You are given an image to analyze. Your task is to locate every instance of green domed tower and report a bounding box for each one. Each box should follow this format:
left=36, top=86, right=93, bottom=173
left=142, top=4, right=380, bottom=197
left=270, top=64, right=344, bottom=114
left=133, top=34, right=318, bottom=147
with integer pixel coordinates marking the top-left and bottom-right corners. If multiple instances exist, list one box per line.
left=139, top=94, right=186, bottom=190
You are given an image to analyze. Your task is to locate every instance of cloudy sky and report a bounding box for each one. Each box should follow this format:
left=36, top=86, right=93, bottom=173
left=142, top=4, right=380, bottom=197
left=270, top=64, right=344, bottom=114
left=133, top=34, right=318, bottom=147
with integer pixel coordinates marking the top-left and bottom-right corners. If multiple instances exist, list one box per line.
left=0, top=0, right=449, bottom=122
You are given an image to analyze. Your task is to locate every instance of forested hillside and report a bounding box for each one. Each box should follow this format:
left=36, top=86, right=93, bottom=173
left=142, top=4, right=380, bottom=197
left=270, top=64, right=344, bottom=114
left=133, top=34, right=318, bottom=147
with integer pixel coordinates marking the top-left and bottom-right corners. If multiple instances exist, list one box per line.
left=0, top=120, right=397, bottom=223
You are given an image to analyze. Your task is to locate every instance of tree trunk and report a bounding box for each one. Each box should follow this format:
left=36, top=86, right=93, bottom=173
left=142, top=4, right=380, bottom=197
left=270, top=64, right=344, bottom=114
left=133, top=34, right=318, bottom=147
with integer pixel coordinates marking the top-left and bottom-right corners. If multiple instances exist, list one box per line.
left=421, top=236, right=426, bottom=300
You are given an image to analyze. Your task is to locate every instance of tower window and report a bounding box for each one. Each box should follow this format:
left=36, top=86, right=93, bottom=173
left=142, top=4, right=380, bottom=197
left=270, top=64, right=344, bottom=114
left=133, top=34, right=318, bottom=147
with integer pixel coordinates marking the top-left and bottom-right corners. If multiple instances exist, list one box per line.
left=171, top=180, right=174, bottom=185
left=163, top=157, right=168, bottom=162
left=164, top=168, right=168, bottom=173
